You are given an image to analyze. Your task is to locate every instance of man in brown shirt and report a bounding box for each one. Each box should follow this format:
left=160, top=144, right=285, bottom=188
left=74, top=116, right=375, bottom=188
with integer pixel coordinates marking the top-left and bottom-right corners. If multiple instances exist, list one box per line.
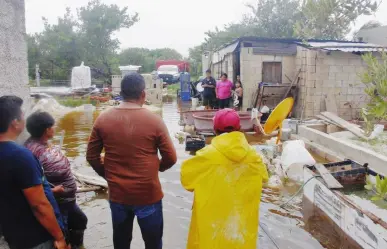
left=86, top=73, right=177, bottom=249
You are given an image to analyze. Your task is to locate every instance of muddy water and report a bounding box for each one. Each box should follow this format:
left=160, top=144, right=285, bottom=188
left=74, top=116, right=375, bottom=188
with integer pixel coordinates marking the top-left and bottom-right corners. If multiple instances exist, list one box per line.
left=53, top=99, right=324, bottom=249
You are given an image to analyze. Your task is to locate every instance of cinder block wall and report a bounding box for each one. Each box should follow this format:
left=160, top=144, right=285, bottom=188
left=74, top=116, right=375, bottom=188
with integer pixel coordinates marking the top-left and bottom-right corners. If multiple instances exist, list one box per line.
left=294, top=46, right=369, bottom=120
left=240, top=47, right=296, bottom=109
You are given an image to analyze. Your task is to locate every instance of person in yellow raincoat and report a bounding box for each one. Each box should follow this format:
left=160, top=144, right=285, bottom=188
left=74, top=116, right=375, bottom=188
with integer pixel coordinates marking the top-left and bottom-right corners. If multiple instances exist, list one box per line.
left=181, top=108, right=268, bottom=249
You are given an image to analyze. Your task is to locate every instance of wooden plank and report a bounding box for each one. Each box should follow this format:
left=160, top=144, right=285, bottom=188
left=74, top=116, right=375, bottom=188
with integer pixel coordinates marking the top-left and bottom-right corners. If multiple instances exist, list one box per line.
left=325, top=95, right=338, bottom=114
left=315, top=115, right=339, bottom=126
left=320, top=112, right=368, bottom=140
left=314, top=163, right=343, bottom=189
left=283, top=69, right=301, bottom=99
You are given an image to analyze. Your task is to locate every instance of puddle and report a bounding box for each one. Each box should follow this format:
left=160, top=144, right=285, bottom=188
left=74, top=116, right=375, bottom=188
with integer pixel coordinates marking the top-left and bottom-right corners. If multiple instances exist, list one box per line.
left=47, top=97, right=328, bottom=249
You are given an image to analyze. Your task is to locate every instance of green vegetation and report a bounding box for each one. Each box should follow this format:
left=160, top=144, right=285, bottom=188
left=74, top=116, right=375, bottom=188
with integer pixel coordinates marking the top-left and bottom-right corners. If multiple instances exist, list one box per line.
left=359, top=52, right=387, bottom=135
left=27, top=0, right=380, bottom=83
left=167, top=84, right=180, bottom=95
left=56, top=97, right=98, bottom=107
left=119, top=48, right=183, bottom=73
left=365, top=175, right=387, bottom=201
left=188, top=0, right=379, bottom=71
left=28, top=0, right=138, bottom=82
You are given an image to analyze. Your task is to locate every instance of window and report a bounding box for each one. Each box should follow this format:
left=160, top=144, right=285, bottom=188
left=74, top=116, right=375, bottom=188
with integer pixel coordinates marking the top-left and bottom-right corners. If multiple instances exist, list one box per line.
left=262, top=62, right=282, bottom=83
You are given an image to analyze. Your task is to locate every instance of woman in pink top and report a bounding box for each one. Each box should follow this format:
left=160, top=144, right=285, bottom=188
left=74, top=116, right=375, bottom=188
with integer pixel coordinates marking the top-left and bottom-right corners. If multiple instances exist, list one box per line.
left=216, top=73, right=234, bottom=109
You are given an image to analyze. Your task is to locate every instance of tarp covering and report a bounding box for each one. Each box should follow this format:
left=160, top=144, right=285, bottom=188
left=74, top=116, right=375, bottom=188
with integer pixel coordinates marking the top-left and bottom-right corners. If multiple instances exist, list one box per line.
left=71, top=62, right=91, bottom=89
left=212, top=41, right=240, bottom=64
left=181, top=131, right=268, bottom=249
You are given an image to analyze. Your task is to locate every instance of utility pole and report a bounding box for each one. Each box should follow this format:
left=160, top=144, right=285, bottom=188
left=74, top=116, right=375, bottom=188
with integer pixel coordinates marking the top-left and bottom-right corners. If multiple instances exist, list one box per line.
left=35, top=64, right=40, bottom=87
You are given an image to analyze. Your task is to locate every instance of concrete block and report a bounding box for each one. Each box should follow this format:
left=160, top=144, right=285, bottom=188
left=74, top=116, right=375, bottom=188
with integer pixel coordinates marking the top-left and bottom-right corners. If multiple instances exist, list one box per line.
left=335, top=73, right=349, bottom=81
left=349, top=58, right=363, bottom=66
left=322, top=80, right=335, bottom=87
left=329, top=65, right=343, bottom=73
left=342, top=65, right=356, bottom=73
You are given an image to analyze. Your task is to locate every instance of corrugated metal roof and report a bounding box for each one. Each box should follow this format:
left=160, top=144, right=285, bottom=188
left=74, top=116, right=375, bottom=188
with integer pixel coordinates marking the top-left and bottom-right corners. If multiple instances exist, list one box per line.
left=212, top=41, right=240, bottom=64
left=296, top=41, right=386, bottom=52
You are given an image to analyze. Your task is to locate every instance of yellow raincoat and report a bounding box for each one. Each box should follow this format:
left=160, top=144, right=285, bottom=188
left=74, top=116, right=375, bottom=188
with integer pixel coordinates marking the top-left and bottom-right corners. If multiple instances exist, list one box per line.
left=181, top=131, right=268, bottom=249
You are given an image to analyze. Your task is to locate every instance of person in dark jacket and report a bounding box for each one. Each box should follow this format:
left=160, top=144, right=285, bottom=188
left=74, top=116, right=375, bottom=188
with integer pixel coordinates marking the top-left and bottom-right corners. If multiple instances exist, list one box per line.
left=201, top=69, right=217, bottom=109
left=25, top=111, right=87, bottom=249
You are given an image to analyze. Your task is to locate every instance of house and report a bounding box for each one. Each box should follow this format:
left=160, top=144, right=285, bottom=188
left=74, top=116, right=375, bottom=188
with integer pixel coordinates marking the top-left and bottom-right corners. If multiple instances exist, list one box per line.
left=356, top=26, right=387, bottom=46
left=205, top=37, right=386, bottom=120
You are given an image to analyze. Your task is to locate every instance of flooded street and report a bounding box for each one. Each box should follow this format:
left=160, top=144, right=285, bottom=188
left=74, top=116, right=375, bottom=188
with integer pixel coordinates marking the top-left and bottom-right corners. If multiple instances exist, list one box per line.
left=52, top=98, right=324, bottom=249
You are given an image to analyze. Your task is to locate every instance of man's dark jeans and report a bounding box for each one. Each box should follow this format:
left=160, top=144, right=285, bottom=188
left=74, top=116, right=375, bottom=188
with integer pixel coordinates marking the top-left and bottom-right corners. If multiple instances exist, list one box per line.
left=109, top=200, right=163, bottom=249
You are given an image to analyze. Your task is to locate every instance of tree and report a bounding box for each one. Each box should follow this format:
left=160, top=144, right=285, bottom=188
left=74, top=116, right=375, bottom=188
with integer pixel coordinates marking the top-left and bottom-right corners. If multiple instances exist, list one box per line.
left=27, top=0, right=139, bottom=82
left=77, top=0, right=139, bottom=81
left=359, top=52, right=387, bottom=135
left=188, top=45, right=204, bottom=78
left=294, top=0, right=379, bottom=39
left=118, top=48, right=183, bottom=73
left=245, top=0, right=301, bottom=38
left=27, top=8, right=80, bottom=80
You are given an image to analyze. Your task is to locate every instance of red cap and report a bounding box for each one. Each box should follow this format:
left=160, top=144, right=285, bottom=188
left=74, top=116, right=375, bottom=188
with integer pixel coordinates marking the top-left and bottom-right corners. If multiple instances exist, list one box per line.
left=213, top=108, right=241, bottom=132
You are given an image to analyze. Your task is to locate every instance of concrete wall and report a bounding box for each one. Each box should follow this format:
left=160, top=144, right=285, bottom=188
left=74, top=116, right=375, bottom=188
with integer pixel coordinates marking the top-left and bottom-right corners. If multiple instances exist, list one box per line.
left=240, top=47, right=296, bottom=109
left=357, top=26, right=387, bottom=46
left=0, top=0, right=31, bottom=144
left=111, top=73, right=163, bottom=105
left=0, top=0, right=29, bottom=101
left=294, top=46, right=369, bottom=119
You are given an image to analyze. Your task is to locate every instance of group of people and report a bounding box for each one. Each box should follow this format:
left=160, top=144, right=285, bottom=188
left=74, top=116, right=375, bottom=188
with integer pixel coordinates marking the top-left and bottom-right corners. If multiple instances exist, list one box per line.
left=201, top=70, right=244, bottom=110
left=0, top=72, right=267, bottom=249
left=0, top=96, right=87, bottom=249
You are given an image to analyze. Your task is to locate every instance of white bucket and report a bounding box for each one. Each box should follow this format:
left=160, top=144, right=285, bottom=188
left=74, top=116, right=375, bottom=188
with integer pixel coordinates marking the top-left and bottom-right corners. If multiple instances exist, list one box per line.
left=369, top=124, right=385, bottom=139
left=191, top=98, right=199, bottom=110
left=281, top=140, right=316, bottom=182
left=84, top=104, right=93, bottom=112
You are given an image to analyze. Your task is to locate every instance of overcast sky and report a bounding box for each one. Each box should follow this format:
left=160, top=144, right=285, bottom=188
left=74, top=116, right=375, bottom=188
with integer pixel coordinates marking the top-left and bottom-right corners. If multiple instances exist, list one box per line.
left=25, top=0, right=387, bottom=57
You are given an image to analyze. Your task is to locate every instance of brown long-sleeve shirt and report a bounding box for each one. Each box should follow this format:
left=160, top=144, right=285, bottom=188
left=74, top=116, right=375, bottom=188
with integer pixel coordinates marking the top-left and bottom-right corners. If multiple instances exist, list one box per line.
left=86, top=106, right=177, bottom=205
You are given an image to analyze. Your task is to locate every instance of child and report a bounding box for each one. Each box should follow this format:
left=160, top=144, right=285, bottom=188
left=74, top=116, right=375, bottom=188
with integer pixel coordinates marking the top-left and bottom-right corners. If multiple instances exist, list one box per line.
left=235, top=81, right=243, bottom=110
left=180, top=109, right=268, bottom=249
left=25, top=111, right=88, bottom=249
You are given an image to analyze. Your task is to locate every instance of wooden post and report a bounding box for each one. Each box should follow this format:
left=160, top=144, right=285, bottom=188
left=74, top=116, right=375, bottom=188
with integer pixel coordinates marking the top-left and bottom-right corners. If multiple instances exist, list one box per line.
left=35, top=64, right=40, bottom=87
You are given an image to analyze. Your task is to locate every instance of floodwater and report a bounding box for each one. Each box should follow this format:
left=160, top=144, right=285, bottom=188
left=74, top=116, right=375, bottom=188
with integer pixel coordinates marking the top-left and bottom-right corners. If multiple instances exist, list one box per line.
left=46, top=97, right=328, bottom=249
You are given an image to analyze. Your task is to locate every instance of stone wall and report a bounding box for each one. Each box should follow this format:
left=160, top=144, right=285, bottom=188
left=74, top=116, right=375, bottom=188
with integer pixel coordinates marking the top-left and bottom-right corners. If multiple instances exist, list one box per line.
left=240, top=47, right=296, bottom=109
left=294, top=46, right=369, bottom=119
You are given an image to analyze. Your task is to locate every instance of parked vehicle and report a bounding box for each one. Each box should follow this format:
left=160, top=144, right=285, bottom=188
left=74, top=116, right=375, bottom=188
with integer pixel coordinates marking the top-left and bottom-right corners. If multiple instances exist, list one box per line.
left=156, top=60, right=190, bottom=84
